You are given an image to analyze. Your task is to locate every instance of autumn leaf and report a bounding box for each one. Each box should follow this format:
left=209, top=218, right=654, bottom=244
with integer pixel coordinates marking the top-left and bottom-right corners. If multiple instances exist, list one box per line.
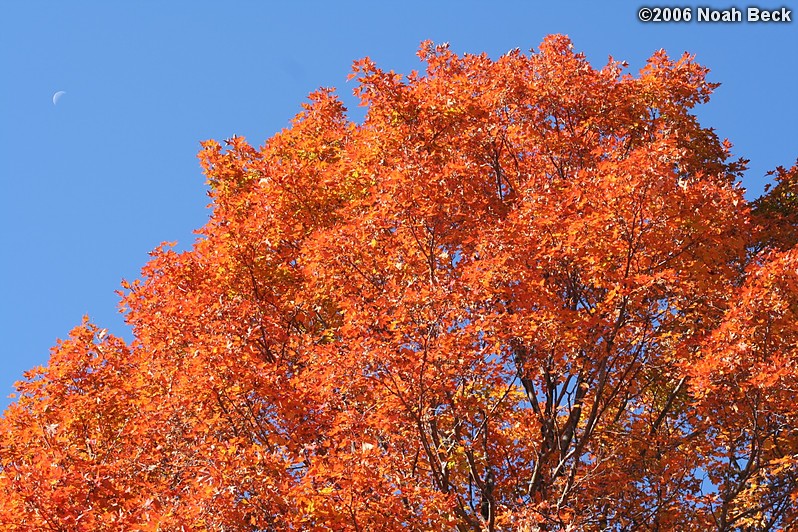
left=2, top=35, right=796, bottom=531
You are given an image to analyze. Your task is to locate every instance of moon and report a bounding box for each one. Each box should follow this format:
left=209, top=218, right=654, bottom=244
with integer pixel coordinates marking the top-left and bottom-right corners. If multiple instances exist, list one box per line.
left=52, top=91, right=66, bottom=105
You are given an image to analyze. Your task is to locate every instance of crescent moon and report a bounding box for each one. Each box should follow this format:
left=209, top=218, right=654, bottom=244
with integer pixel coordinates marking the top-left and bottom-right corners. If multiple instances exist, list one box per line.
left=52, top=91, right=66, bottom=105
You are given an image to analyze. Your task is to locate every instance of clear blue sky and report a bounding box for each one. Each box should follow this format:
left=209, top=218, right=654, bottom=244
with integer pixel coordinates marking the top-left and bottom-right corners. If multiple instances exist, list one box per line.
left=1, top=2, right=796, bottom=410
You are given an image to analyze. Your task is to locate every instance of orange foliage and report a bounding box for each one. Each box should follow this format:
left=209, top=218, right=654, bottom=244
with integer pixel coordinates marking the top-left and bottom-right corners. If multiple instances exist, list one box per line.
left=2, top=36, right=796, bottom=530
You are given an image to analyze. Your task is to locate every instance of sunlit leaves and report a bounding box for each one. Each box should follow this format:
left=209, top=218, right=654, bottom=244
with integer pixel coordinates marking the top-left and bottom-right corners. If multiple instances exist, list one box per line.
left=2, top=35, right=796, bottom=531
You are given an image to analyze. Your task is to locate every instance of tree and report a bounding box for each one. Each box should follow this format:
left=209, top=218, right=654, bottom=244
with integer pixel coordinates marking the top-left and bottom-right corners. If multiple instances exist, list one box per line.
left=1, top=35, right=796, bottom=531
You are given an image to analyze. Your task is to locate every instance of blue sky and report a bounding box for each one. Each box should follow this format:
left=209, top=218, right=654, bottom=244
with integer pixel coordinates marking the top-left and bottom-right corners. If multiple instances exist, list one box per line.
left=1, top=2, right=796, bottom=410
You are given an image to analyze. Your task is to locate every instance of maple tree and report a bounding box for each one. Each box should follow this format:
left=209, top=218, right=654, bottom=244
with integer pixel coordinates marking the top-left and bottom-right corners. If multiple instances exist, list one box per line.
left=2, top=35, right=797, bottom=531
